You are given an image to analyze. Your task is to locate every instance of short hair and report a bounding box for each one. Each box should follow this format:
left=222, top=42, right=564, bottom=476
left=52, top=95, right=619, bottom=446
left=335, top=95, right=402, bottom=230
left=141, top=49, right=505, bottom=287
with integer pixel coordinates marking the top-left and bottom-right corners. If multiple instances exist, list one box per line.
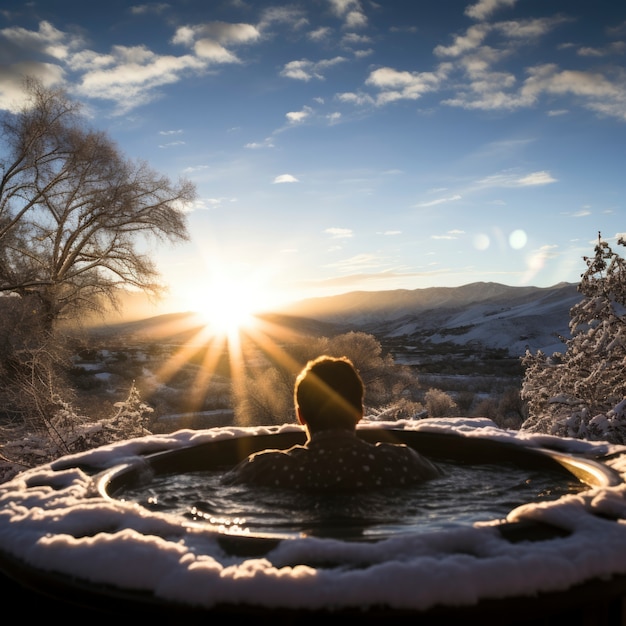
left=294, top=355, right=364, bottom=432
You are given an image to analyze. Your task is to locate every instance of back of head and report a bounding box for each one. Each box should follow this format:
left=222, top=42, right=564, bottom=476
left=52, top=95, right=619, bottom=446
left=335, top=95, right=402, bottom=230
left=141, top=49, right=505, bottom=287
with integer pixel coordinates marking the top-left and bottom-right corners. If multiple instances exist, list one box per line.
left=294, top=355, right=364, bottom=433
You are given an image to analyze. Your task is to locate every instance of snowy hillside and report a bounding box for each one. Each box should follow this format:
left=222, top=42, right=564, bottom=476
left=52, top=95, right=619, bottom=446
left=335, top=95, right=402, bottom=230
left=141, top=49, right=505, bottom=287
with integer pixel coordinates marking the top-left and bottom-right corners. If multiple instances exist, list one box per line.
left=280, top=282, right=581, bottom=356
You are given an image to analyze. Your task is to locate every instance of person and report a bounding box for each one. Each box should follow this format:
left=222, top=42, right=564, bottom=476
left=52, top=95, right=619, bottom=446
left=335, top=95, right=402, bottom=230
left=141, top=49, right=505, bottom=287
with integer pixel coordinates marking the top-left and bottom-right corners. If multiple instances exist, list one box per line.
left=224, top=355, right=440, bottom=490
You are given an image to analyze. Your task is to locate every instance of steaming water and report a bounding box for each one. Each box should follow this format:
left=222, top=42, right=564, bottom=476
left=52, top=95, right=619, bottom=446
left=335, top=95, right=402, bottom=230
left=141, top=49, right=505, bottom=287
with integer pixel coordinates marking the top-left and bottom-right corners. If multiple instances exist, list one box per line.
left=118, top=460, right=584, bottom=539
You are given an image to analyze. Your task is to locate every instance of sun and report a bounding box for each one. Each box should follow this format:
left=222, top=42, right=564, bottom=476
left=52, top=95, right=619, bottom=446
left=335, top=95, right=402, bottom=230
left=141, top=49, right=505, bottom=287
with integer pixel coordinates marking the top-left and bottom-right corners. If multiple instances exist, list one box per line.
left=186, top=269, right=279, bottom=338
left=198, top=282, right=256, bottom=337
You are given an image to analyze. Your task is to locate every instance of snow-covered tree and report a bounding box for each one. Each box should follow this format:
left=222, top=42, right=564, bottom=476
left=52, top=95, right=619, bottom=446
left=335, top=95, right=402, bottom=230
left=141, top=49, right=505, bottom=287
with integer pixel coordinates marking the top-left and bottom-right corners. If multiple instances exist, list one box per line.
left=520, top=234, right=626, bottom=442
left=0, top=382, right=152, bottom=482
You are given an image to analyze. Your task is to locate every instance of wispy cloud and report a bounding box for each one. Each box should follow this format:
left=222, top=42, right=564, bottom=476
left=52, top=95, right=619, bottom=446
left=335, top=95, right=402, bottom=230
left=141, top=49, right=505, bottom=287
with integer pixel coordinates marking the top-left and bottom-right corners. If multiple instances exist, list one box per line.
left=325, top=227, right=353, bottom=239
left=326, top=253, right=383, bottom=273
left=561, top=208, right=592, bottom=218
left=517, top=171, right=557, bottom=186
left=245, top=138, right=275, bottom=149
left=432, top=229, right=465, bottom=240
left=577, top=42, right=626, bottom=57
left=416, top=194, right=462, bottom=208
left=476, top=170, right=557, bottom=188
left=130, top=4, right=170, bottom=16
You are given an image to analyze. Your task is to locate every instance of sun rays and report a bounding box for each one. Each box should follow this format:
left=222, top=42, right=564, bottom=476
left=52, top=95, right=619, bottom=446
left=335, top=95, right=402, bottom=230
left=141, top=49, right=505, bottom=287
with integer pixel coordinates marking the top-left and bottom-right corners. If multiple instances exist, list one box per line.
left=149, top=306, right=303, bottom=425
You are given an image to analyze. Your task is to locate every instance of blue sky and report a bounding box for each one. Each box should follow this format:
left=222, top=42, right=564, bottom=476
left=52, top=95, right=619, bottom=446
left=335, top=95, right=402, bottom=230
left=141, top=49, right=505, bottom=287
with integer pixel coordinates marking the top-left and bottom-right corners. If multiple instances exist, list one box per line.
left=1, top=0, right=625, bottom=315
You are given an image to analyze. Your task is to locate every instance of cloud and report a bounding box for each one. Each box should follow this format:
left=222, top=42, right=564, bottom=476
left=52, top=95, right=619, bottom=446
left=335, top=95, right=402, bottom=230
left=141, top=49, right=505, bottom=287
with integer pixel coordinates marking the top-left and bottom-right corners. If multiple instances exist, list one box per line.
left=523, top=64, right=624, bottom=103
left=497, top=16, right=571, bottom=40
left=325, top=227, right=353, bottom=239
left=0, top=17, right=263, bottom=114
left=0, top=63, right=65, bottom=112
left=434, top=24, right=491, bottom=58
left=476, top=170, right=557, bottom=187
left=416, top=194, right=462, bottom=208
left=298, top=267, right=452, bottom=291
left=465, top=0, right=518, bottom=21
left=577, top=42, right=626, bottom=57
left=433, top=17, right=582, bottom=114
left=273, top=174, right=299, bottom=183
left=172, top=22, right=260, bottom=47
left=245, top=138, right=275, bottom=149
left=280, top=56, right=347, bottom=81
left=0, top=21, right=82, bottom=110
left=364, top=65, right=447, bottom=105
left=191, top=40, right=240, bottom=63
left=336, top=91, right=375, bottom=106
left=193, top=197, right=231, bottom=210
left=524, top=58, right=626, bottom=122
left=258, top=6, right=309, bottom=32
left=308, top=27, right=331, bottom=42
left=342, top=33, right=372, bottom=46
left=432, top=230, right=465, bottom=240
left=326, top=253, right=382, bottom=272
left=0, top=20, right=83, bottom=60
left=561, top=209, right=592, bottom=218
left=328, top=0, right=368, bottom=30
left=182, top=164, right=210, bottom=173
left=516, top=171, right=557, bottom=186
left=285, top=106, right=312, bottom=124
left=74, top=45, right=207, bottom=112
left=172, top=22, right=260, bottom=63
left=130, top=4, right=170, bottom=16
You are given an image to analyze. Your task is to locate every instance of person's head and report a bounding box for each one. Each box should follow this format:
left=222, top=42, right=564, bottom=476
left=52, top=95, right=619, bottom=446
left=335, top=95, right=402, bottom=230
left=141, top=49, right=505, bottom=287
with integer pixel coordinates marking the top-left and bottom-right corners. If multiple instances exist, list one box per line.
left=294, top=355, right=364, bottom=434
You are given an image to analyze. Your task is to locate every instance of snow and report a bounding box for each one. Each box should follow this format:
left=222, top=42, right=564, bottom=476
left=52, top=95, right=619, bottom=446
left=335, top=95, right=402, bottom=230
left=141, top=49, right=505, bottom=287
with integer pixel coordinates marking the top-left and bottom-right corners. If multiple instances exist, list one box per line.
left=2, top=417, right=626, bottom=613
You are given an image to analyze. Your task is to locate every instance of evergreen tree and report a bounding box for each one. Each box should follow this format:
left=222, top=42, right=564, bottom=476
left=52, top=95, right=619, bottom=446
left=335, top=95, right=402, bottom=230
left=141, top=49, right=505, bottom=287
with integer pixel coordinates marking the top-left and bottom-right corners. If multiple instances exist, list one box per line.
left=520, top=234, right=626, bottom=442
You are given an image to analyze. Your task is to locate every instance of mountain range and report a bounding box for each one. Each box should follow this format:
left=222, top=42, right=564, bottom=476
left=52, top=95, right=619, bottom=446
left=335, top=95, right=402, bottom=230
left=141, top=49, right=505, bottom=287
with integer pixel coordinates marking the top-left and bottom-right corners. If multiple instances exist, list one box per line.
left=267, top=281, right=581, bottom=357
left=98, top=282, right=582, bottom=359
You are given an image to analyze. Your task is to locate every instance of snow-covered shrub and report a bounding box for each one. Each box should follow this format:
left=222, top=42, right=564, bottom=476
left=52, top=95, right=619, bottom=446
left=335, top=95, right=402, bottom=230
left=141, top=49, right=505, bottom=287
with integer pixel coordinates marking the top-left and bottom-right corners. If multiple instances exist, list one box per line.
left=366, top=398, right=425, bottom=421
left=521, top=235, right=626, bottom=442
left=0, top=383, right=152, bottom=482
left=424, top=387, right=459, bottom=417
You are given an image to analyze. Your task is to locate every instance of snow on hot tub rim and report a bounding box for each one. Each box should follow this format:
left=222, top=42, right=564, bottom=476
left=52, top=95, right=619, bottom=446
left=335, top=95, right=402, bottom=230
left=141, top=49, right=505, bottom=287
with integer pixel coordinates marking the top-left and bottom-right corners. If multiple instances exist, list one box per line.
left=1, top=417, right=626, bottom=615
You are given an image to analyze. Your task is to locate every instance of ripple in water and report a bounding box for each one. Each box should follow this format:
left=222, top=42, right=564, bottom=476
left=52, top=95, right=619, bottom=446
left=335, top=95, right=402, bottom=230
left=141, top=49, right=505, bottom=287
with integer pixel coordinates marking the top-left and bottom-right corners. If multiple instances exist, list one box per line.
left=119, top=461, right=584, bottom=539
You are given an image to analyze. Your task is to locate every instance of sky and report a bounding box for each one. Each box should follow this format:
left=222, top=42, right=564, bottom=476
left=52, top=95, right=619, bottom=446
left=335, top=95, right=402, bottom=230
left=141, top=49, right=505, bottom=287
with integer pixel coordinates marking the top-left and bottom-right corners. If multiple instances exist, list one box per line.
left=1, top=0, right=626, bottom=317
left=2, top=418, right=626, bottom=614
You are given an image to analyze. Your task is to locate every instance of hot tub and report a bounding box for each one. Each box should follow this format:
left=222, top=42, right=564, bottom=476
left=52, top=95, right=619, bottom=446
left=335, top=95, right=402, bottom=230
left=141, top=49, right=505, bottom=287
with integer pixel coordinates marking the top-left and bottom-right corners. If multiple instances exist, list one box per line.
left=1, top=418, right=626, bottom=624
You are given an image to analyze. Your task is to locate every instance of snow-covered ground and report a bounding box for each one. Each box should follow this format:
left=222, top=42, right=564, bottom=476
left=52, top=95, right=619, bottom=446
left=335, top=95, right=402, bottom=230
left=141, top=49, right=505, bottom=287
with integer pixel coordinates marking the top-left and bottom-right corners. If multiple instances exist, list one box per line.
left=2, top=418, right=626, bottom=616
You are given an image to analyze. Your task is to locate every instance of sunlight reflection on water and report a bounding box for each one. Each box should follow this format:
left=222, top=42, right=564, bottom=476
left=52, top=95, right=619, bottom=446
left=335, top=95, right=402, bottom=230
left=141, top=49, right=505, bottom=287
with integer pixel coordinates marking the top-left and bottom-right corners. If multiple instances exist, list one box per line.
left=120, top=461, right=584, bottom=539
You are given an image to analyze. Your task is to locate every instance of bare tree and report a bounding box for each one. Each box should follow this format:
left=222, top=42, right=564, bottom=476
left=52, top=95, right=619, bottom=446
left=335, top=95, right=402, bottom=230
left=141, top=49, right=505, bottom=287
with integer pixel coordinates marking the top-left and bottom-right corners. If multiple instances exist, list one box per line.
left=0, top=79, right=195, bottom=452
left=0, top=79, right=196, bottom=325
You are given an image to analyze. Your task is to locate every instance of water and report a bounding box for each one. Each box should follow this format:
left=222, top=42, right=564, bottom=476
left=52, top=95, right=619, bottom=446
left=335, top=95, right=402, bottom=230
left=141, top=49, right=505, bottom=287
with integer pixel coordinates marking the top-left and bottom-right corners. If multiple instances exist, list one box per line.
left=118, top=461, right=584, bottom=539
